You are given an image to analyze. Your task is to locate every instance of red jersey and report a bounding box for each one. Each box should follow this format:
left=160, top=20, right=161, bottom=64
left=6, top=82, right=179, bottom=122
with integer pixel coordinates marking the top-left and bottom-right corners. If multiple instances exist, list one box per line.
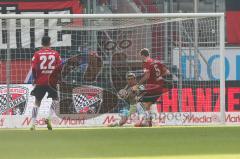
left=32, top=48, right=61, bottom=86
left=143, top=58, right=168, bottom=85
left=143, top=58, right=169, bottom=95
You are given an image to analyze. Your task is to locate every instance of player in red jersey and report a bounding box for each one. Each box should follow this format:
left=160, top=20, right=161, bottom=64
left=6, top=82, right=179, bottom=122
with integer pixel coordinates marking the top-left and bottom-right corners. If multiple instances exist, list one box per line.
left=30, top=36, right=61, bottom=130
left=132, top=48, right=172, bottom=127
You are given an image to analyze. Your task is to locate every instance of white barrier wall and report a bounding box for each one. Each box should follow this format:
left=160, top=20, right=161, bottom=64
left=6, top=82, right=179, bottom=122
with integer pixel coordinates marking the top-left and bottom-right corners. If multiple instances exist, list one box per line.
left=1, top=82, right=240, bottom=128
left=1, top=112, right=240, bottom=128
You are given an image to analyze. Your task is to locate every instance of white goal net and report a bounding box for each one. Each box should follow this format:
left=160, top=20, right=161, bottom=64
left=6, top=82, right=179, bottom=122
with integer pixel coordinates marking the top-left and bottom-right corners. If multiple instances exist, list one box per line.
left=0, top=13, right=225, bottom=127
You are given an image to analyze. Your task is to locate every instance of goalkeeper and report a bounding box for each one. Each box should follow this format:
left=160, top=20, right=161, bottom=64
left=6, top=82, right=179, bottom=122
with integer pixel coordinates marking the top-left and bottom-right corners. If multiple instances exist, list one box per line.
left=108, top=72, right=146, bottom=127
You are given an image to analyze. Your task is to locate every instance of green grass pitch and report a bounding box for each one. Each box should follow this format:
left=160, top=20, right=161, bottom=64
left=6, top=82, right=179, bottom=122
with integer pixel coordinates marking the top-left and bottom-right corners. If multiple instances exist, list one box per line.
left=0, top=126, right=240, bottom=159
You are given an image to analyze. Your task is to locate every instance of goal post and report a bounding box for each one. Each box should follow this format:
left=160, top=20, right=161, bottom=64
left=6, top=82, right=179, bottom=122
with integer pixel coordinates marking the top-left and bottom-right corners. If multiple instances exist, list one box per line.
left=0, top=13, right=225, bottom=127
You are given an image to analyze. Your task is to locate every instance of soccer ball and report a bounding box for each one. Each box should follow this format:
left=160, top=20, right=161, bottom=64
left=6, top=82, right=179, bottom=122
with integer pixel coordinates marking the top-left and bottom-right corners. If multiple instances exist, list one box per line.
left=118, top=89, right=128, bottom=99
left=138, top=85, right=145, bottom=91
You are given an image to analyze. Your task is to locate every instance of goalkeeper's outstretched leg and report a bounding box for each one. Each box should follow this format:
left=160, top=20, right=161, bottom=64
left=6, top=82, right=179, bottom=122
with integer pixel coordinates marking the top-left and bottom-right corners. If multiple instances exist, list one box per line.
left=108, top=102, right=146, bottom=127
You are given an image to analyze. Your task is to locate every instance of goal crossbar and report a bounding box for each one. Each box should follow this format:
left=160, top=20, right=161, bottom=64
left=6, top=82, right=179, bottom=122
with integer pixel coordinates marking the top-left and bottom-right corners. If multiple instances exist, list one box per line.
left=0, top=13, right=224, bottom=19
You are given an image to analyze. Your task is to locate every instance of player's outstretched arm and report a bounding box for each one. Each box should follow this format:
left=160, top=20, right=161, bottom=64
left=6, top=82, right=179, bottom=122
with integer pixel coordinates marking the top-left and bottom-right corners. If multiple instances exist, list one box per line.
left=31, top=54, right=38, bottom=85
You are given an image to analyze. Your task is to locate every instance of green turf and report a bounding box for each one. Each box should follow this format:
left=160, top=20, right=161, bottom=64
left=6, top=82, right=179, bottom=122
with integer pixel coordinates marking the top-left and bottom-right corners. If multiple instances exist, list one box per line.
left=0, top=126, right=240, bottom=159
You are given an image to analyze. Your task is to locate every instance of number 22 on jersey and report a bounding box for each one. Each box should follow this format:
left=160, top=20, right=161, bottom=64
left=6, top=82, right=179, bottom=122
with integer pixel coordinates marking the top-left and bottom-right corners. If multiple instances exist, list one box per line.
left=39, top=55, right=56, bottom=70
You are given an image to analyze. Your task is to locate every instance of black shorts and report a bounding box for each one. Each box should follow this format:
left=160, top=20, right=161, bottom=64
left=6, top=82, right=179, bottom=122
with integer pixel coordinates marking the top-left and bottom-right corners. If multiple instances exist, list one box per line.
left=139, top=94, right=160, bottom=103
left=31, top=85, right=58, bottom=101
left=139, top=84, right=163, bottom=103
left=139, top=83, right=172, bottom=103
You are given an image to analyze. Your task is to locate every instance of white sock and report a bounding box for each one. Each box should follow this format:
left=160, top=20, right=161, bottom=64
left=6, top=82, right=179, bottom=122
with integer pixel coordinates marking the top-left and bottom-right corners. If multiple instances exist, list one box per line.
left=149, top=110, right=155, bottom=120
left=48, top=100, right=58, bottom=119
left=136, top=102, right=145, bottom=115
left=31, top=106, right=39, bottom=126
left=144, top=110, right=150, bottom=120
left=136, top=102, right=145, bottom=121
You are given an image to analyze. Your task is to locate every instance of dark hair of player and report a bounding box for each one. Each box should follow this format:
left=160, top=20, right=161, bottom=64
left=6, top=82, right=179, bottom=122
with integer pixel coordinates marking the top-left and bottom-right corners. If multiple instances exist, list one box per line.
left=41, top=36, right=51, bottom=46
left=139, top=48, right=150, bottom=57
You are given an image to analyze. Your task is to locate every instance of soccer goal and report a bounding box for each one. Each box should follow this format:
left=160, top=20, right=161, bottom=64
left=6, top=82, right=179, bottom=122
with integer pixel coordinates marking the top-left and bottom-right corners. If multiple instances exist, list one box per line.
left=0, top=13, right=225, bottom=127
